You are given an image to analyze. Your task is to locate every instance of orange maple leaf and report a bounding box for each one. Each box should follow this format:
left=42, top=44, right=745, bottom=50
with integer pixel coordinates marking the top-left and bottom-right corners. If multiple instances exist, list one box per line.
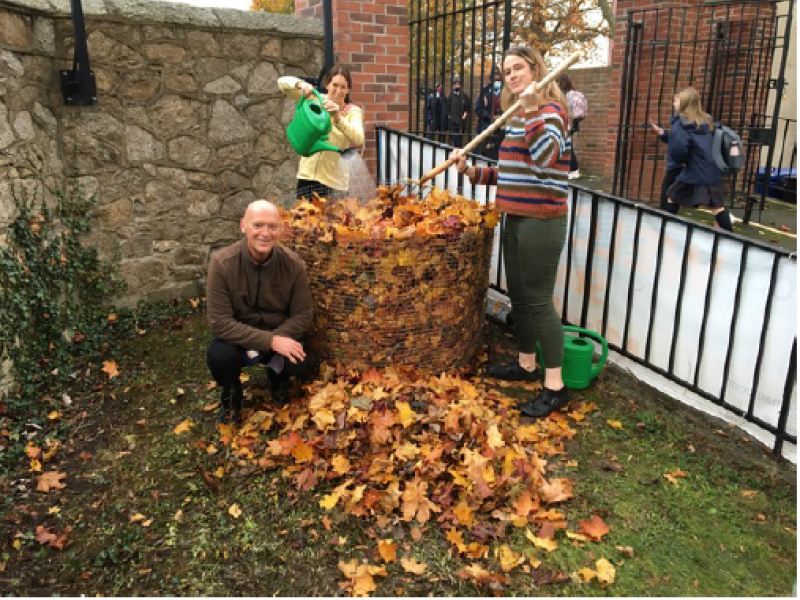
left=101, top=360, right=119, bottom=379
left=579, top=515, right=610, bottom=541
left=377, top=539, right=398, bottom=563
left=400, top=557, right=427, bottom=575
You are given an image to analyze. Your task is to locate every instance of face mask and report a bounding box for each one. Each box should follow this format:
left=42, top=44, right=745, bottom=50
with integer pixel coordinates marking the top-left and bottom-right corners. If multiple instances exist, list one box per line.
left=493, top=81, right=502, bottom=91
left=454, top=86, right=461, bottom=93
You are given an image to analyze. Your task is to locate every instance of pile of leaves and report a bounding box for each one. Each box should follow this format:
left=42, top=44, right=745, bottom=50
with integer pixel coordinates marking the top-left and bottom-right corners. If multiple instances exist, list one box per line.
left=282, top=186, right=498, bottom=373
left=208, top=367, right=615, bottom=595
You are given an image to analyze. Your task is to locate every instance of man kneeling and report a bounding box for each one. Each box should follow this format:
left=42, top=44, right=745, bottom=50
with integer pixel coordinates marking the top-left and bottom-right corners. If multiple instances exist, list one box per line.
left=206, top=200, right=313, bottom=423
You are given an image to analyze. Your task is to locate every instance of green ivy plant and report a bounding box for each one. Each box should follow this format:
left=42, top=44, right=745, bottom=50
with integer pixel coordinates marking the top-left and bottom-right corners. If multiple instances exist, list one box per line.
left=0, top=183, right=126, bottom=416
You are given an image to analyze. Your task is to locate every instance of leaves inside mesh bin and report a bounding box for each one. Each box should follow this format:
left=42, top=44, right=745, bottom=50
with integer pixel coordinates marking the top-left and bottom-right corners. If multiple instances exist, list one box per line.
left=283, top=185, right=498, bottom=373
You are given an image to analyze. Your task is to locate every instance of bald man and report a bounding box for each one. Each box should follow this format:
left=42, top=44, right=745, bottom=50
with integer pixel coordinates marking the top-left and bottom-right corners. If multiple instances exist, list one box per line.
left=206, top=200, right=313, bottom=423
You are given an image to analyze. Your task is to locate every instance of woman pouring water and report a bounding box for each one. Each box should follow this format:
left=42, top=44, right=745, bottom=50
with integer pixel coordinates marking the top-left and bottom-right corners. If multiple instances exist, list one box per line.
left=278, top=66, right=365, bottom=199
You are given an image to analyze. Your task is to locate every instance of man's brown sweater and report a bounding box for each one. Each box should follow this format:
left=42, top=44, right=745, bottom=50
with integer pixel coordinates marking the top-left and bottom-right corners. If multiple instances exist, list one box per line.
left=206, top=239, right=313, bottom=351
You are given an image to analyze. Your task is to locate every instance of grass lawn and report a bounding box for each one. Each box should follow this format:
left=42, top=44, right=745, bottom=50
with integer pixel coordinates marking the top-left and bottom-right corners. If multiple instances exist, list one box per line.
left=0, top=308, right=795, bottom=596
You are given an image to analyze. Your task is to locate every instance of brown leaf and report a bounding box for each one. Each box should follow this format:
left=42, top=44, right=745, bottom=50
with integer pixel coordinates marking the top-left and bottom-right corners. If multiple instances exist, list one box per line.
left=101, top=360, right=119, bottom=379
left=400, top=557, right=427, bottom=575
left=377, top=539, right=397, bottom=563
left=36, top=471, right=66, bottom=493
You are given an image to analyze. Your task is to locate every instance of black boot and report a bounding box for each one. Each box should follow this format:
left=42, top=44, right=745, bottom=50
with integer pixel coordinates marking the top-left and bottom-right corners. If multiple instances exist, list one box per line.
left=269, top=371, right=292, bottom=405
left=218, top=386, right=231, bottom=424
left=231, top=382, right=244, bottom=424
left=519, top=386, right=570, bottom=418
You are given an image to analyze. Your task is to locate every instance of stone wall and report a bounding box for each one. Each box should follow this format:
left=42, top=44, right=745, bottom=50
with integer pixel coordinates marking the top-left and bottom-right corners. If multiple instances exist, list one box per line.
left=0, top=0, right=324, bottom=304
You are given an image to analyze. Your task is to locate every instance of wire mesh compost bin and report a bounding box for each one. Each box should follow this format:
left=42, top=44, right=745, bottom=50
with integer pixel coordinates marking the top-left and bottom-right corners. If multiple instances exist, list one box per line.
left=283, top=184, right=497, bottom=373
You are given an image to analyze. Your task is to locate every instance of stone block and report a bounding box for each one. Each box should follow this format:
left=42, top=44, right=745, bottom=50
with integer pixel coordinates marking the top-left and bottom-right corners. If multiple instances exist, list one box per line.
left=164, top=72, right=197, bottom=93
left=126, top=125, right=164, bottom=163
left=220, top=33, right=261, bottom=59
left=186, top=30, right=220, bottom=56
left=192, top=57, right=229, bottom=87
left=209, top=99, right=256, bottom=145
left=87, top=30, right=143, bottom=69
left=253, top=164, right=274, bottom=194
left=13, top=112, right=35, bottom=141
left=247, top=62, right=279, bottom=95
left=185, top=188, right=220, bottom=218
left=143, top=180, right=182, bottom=216
left=219, top=189, right=256, bottom=220
left=145, top=42, right=187, bottom=64
left=204, top=75, right=242, bottom=95
left=32, top=17, right=55, bottom=53
left=32, top=103, right=56, bottom=136
left=173, top=245, right=204, bottom=266
left=119, top=257, right=169, bottom=293
left=281, top=38, right=308, bottom=64
left=0, top=104, right=14, bottom=150
left=150, top=95, right=201, bottom=139
left=120, top=235, right=154, bottom=259
left=0, top=12, right=32, bottom=50
left=260, top=38, right=280, bottom=59
left=254, top=129, right=288, bottom=164
left=168, top=136, right=212, bottom=170
left=96, top=198, right=133, bottom=229
left=216, top=141, right=254, bottom=171
left=120, top=78, right=160, bottom=102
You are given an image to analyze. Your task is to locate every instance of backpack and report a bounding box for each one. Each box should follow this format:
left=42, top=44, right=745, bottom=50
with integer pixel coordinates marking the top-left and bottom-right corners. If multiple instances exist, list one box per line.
left=712, top=123, right=745, bottom=174
left=567, top=90, right=588, bottom=120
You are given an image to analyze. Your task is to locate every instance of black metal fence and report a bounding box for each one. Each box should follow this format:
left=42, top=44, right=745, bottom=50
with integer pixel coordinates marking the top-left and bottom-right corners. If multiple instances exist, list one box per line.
left=408, top=0, right=512, bottom=153
left=613, top=0, right=796, bottom=224
left=377, top=125, right=797, bottom=457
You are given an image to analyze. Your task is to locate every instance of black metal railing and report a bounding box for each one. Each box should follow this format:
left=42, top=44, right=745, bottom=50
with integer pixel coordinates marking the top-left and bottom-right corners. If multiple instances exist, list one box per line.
left=377, top=125, right=797, bottom=456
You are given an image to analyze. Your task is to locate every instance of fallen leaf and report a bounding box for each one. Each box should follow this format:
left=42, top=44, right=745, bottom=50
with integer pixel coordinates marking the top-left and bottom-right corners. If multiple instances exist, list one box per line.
left=173, top=419, right=193, bottom=435
left=497, top=544, right=525, bottom=572
left=595, top=558, right=616, bottom=585
left=740, top=490, right=758, bottom=498
left=130, top=513, right=146, bottom=523
left=526, top=528, right=558, bottom=552
left=579, top=515, right=610, bottom=542
left=606, top=419, right=623, bottom=429
left=36, top=471, right=66, bottom=493
left=377, top=539, right=398, bottom=563
left=400, top=557, right=427, bottom=575
left=577, top=567, right=597, bottom=582
left=101, top=361, right=119, bottom=379
left=228, top=504, right=242, bottom=518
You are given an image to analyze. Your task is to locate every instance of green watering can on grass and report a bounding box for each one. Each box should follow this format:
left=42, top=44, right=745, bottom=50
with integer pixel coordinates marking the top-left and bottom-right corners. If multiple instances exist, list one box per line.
left=286, top=89, right=341, bottom=157
left=536, top=326, right=609, bottom=390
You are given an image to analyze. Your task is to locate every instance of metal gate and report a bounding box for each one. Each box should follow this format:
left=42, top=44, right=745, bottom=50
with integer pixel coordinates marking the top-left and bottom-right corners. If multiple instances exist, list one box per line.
left=612, top=0, right=796, bottom=224
left=408, top=0, right=513, bottom=147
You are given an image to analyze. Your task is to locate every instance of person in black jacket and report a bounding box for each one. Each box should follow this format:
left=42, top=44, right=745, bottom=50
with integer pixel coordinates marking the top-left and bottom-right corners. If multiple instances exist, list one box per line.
left=649, top=93, right=684, bottom=211
left=652, top=87, right=734, bottom=232
left=446, top=76, right=471, bottom=147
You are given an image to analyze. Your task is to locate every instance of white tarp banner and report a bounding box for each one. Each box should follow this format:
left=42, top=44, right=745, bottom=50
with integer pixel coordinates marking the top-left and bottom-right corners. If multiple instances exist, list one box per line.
left=380, top=129, right=797, bottom=459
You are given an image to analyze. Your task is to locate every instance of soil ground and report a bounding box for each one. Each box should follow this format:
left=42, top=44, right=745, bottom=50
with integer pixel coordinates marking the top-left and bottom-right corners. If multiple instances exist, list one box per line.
left=0, top=311, right=795, bottom=596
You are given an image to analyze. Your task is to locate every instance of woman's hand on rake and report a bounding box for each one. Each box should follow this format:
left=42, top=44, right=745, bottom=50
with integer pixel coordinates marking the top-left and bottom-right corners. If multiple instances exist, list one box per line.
left=450, top=149, right=473, bottom=178
left=520, top=81, right=543, bottom=112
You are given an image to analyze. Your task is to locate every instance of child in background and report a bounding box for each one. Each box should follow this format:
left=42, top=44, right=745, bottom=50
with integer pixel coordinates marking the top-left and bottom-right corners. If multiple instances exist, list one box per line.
left=651, top=87, right=734, bottom=232
left=649, top=93, right=684, bottom=211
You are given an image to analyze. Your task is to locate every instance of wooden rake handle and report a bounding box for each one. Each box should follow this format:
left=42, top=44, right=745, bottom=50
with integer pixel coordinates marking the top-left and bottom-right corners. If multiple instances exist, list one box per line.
left=417, top=51, right=581, bottom=186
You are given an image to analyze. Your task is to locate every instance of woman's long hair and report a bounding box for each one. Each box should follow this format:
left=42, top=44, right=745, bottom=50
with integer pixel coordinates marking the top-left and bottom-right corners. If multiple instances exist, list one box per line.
left=500, top=46, right=566, bottom=112
left=676, top=87, right=715, bottom=131
left=322, top=65, right=353, bottom=104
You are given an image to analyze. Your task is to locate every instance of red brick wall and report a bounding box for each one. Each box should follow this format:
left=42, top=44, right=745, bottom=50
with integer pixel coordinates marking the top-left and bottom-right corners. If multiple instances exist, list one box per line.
left=567, top=67, right=612, bottom=178
left=295, top=0, right=409, bottom=176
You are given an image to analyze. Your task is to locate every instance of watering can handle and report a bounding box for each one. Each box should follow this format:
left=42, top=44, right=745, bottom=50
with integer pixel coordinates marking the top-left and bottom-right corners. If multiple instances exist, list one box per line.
left=298, top=88, right=328, bottom=111
left=563, top=326, right=608, bottom=379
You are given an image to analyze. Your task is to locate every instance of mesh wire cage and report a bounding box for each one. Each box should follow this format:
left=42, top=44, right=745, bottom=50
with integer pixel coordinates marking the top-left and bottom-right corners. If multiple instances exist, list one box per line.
left=283, top=183, right=497, bottom=374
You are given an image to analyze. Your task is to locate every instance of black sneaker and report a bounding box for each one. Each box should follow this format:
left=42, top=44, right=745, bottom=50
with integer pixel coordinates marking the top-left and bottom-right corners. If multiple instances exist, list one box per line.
left=486, top=362, right=541, bottom=382
left=217, top=386, right=231, bottom=424
left=519, top=386, right=570, bottom=418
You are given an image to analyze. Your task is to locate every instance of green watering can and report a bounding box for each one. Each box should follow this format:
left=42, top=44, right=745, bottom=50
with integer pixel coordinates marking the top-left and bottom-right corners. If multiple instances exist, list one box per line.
left=536, top=326, right=608, bottom=390
left=286, top=89, right=340, bottom=157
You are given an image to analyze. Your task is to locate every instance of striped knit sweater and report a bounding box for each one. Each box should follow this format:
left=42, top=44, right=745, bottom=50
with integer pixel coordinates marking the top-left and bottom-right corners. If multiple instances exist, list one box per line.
left=469, top=102, right=571, bottom=219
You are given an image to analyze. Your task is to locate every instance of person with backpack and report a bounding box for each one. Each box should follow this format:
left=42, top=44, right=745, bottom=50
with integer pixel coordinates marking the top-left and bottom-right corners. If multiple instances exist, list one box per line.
left=652, top=87, right=735, bottom=232
left=649, top=93, right=685, bottom=212
left=557, top=73, right=587, bottom=179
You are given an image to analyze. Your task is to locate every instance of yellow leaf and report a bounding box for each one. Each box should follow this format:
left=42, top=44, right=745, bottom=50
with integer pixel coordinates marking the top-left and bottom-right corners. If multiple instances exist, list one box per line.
left=214, top=466, right=225, bottom=478
left=740, top=490, right=758, bottom=498
left=48, top=506, right=60, bottom=514
left=312, top=409, right=336, bottom=430
left=331, top=455, right=351, bottom=475
left=486, top=423, right=504, bottom=449
left=577, top=567, right=597, bottom=582
left=107, top=313, right=117, bottom=323
left=30, top=459, right=42, bottom=472
left=529, top=556, right=541, bottom=569
left=239, top=373, right=250, bottom=383
left=497, top=544, right=524, bottom=572
left=606, top=420, right=623, bottom=429
left=142, top=519, right=152, bottom=527
left=320, top=490, right=341, bottom=510
left=351, top=574, right=376, bottom=596
left=396, top=401, right=416, bottom=427
left=130, top=513, right=146, bottom=523
left=13, top=540, right=21, bottom=550
left=400, top=557, right=427, bottom=575
left=377, top=539, right=398, bottom=563
left=173, top=419, right=193, bottom=435
left=446, top=528, right=465, bottom=552
left=228, top=504, right=242, bottom=519
left=595, top=558, right=616, bottom=585
left=566, top=531, right=589, bottom=542
left=206, top=445, right=218, bottom=455
left=525, top=528, right=558, bottom=552
left=47, top=411, right=62, bottom=420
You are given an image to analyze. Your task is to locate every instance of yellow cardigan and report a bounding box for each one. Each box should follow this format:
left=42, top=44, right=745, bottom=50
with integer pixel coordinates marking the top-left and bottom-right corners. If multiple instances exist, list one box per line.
left=278, top=76, right=366, bottom=191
